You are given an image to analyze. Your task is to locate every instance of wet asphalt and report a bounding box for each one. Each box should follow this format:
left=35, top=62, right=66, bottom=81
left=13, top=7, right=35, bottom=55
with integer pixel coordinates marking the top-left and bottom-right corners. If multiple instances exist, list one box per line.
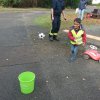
left=0, top=11, right=100, bottom=100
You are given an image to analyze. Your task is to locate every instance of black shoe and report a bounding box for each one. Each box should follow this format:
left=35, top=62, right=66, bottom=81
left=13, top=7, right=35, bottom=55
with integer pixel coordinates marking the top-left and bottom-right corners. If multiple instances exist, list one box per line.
left=53, top=35, right=59, bottom=41
left=49, top=35, right=53, bottom=41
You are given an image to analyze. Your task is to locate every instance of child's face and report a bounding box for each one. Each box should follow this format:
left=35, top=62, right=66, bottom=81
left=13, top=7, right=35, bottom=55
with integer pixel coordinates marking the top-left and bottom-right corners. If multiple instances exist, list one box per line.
left=74, top=21, right=80, bottom=30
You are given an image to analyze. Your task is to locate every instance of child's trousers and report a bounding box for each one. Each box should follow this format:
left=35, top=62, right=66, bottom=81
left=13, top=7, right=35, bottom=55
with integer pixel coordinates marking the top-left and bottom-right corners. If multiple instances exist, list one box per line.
left=71, top=45, right=79, bottom=58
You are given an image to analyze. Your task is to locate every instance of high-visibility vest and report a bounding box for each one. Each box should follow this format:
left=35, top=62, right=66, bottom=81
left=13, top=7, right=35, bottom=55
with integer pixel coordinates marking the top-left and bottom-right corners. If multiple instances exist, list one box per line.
left=70, top=29, right=84, bottom=45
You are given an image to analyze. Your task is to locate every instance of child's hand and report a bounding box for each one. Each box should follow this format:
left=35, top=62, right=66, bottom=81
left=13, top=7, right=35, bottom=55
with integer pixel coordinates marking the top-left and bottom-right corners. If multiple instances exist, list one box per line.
left=63, top=29, right=69, bottom=33
left=82, top=42, right=86, bottom=46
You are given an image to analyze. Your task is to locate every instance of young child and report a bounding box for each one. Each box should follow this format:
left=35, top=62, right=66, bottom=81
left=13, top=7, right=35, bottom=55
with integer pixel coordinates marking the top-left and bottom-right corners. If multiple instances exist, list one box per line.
left=68, top=18, right=86, bottom=62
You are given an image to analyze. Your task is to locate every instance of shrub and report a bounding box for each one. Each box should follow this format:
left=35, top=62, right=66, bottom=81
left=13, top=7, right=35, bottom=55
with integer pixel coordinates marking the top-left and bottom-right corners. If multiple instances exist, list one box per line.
left=0, top=0, right=81, bottom=8
left=0, top=0, right=21, bottom=7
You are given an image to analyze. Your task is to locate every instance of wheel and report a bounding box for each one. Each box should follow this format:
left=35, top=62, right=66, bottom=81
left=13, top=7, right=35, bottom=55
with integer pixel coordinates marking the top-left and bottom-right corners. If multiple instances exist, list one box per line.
left=98, top=60, right=100, bottom=63
left=83, top=54, right=89, bottom=59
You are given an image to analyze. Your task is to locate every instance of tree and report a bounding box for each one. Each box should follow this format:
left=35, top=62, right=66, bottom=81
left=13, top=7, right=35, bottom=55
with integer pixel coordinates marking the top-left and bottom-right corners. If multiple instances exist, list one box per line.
left=0, top=0, right=80, bottom=8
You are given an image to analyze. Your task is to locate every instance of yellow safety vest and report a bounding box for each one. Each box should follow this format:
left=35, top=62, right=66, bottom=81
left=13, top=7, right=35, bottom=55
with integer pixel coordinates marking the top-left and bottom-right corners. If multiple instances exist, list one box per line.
left=70, top=29, right=84, bottom=45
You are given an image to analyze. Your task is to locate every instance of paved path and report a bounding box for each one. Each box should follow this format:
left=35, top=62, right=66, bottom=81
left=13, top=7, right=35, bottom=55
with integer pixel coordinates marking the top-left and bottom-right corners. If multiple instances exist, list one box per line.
left=0, top=12, right=51, bottom=100
left=84, top=5, right=100, bottom=47
left=85, top=25, right=100, bottom=47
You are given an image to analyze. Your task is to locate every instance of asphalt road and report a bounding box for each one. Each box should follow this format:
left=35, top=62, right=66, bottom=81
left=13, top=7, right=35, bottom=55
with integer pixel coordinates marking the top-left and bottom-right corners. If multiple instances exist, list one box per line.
left=0, top=11, right=100, bottom=100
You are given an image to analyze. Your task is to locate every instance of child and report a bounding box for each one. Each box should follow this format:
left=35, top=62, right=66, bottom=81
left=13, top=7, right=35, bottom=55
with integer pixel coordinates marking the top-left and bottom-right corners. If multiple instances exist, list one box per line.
left=68, top=18, right=86, bottom=62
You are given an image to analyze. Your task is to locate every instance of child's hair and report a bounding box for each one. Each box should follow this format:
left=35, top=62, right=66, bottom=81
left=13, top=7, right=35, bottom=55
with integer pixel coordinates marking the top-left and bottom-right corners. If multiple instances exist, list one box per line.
left=74, top=18, right=81, bottom=24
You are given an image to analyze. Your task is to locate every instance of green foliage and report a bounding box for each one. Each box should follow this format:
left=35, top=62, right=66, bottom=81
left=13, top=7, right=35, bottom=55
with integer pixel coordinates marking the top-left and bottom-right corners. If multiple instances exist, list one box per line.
left=87, top=0, right=92, bottom=5
left=0, top=0, right=80, bottom=8
left=13, top=0, right=21, bottom=5
left=65, top=0, right=80, bottom=8
left=0, top=0, right=21, bottom=7
left=37, top=0, right=51, bottom=8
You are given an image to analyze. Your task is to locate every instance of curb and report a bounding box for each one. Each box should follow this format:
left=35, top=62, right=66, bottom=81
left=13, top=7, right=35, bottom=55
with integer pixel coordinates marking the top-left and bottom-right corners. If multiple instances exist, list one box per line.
left=87, top=34, right=100, bottom=48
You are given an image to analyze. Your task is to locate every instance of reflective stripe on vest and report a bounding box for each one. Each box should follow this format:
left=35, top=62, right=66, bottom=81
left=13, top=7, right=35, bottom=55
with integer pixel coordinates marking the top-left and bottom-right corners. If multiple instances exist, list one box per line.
left=49, top=32, right=53, bottom=35
left=54, top=33, right=58, bottom=35
left=70, top=29, right=84, bottom=45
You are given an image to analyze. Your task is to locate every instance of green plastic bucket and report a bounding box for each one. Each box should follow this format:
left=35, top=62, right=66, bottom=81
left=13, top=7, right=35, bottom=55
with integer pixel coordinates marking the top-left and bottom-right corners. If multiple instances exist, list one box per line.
left=18, top=71, right=35, bottom=94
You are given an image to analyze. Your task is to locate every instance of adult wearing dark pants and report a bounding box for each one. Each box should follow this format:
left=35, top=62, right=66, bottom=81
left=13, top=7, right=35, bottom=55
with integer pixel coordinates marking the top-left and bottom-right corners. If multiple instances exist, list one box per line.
left=49, top=0, right=66, bottom=41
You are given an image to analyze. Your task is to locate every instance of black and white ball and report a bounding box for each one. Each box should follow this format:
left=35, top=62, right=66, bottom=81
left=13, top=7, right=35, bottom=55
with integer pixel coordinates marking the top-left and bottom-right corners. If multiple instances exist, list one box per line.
left=39, top=32, right=45, bottom=39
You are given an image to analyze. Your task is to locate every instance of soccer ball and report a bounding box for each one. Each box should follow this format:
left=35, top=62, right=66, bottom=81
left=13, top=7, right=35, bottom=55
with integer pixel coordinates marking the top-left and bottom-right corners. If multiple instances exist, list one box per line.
left=38, top=32, right=45, bottom=39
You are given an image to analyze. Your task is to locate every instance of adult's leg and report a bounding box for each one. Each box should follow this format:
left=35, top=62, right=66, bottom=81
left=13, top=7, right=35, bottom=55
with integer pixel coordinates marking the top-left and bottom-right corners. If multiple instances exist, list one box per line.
left=53, top=16, right=61, bottom=41
left=78, top=9, right=82, bottom=19
left=81, top=9, right=85, bottom=20
left=49, top=16, right=58, bottom=41
left=51, top=16, right=58, bottom=33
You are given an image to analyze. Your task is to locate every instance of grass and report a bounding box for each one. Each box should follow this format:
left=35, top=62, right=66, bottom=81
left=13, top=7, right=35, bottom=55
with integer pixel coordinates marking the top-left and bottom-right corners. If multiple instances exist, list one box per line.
left=33, top=14, right=51, bottom=28
left=0, top=6, right=50, bottom=12
left=33, top=13, right=100, bottom=30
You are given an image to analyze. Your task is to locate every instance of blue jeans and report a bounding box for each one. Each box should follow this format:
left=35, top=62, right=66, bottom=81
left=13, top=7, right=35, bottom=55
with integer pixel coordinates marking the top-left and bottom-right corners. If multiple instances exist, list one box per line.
left=78, top=9, right=85, bottom=20
left=71, top=45, right=78, bottom=58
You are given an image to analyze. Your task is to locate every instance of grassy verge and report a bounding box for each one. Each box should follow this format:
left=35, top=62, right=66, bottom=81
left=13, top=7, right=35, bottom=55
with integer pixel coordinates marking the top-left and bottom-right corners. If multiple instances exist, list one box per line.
left=33, top=14, right=51, bottom=28
left=33, top=13, right=100, bottom=30
left=0, top=6, right=50, bottom=12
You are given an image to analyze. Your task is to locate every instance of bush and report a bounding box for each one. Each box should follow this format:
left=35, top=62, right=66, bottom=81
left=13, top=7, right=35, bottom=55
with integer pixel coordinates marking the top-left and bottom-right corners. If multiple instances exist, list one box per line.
left=37, top=0, right=51, bottom=8
left=0, top=0, right=80, bottom=8
left=65, top=0, right=80, bottom=8
left=0, top=0, right=21, bottom=7
left=0, top=0, right=43, bottom=7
